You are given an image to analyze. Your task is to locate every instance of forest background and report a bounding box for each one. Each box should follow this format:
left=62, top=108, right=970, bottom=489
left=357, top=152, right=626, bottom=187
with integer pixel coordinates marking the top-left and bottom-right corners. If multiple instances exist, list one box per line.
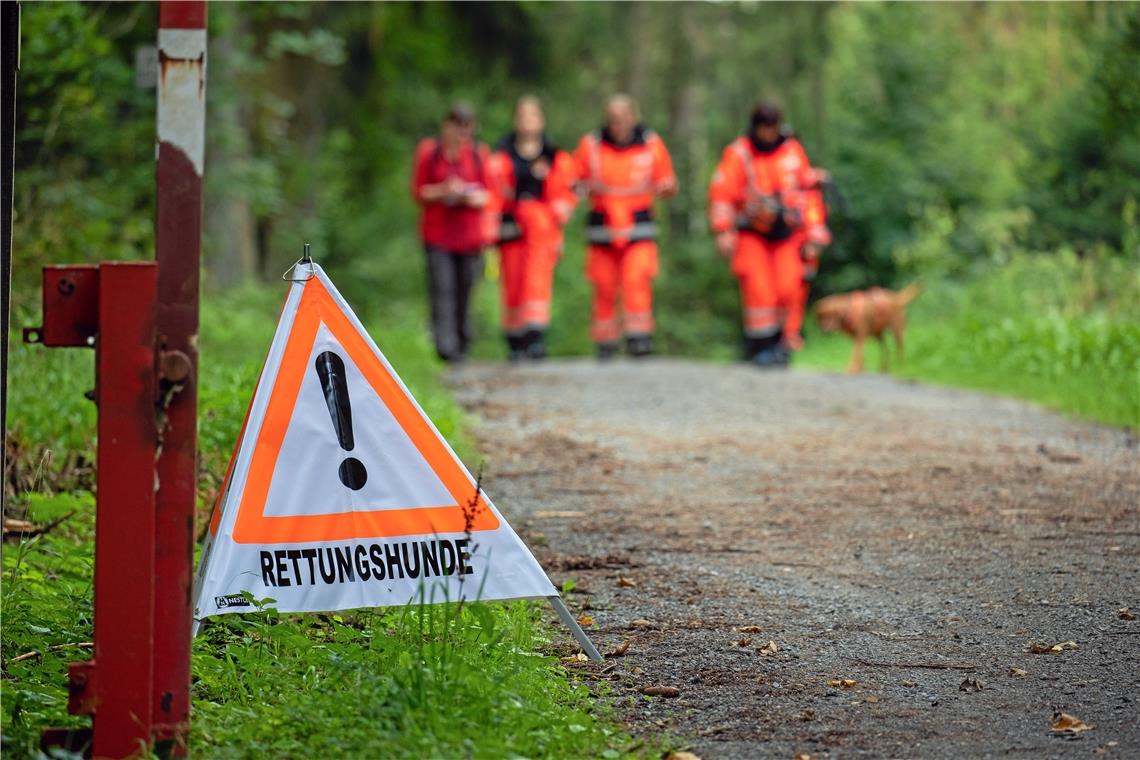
left=8, top=0, right=1140, bottom=443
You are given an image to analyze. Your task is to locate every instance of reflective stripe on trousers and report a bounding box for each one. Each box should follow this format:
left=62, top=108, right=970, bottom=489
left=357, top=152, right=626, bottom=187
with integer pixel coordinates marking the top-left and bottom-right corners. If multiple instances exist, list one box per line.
left=585, top=222, right=658, bottom=244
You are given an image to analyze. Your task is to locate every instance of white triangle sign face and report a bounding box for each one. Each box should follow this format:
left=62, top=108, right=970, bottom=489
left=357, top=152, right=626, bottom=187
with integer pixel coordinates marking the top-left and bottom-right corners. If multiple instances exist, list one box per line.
left=193, top=263, right=557, bottom=623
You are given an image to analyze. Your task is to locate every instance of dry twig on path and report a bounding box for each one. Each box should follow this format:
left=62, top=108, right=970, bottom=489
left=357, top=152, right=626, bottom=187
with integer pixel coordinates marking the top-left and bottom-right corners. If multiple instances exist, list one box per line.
left=4, top=641, right=93, bottom=667
left=847, top=657, right=977, bottom=671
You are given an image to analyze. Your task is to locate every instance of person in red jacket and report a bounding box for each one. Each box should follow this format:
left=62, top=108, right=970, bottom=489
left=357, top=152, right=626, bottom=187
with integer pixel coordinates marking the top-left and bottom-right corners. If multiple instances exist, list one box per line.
left=487, top=96, right=578, bottom=361
left=411, top=102, right=492, bottom=363
left=573, top=95, right=677, bottom=359
left=708, top=102, right=830, bottom=366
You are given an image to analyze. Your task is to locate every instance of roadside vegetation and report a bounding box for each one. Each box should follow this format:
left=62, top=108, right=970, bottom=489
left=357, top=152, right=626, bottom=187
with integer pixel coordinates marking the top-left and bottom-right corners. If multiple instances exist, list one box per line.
left=2, top=293, right=648, bottom=758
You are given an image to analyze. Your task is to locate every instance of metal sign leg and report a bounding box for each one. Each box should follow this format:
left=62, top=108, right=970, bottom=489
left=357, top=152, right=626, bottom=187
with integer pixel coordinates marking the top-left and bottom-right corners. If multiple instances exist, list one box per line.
left=549, top=596, right=603, bottom=661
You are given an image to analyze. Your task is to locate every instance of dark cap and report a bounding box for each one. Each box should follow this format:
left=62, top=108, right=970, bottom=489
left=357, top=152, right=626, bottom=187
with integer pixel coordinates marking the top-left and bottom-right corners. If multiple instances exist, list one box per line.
left=750, top=101, right=782, bottom=128
left=446, top=101, right=476, bottom=126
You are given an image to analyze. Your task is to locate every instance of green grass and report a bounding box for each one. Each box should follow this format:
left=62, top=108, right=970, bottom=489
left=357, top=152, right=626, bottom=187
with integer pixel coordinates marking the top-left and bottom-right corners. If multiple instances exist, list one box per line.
left=1, top=490, right=640, bottom=758
left=2, top=284, right=652, bottom=759
left=797, top=251, right=1140, bottom=429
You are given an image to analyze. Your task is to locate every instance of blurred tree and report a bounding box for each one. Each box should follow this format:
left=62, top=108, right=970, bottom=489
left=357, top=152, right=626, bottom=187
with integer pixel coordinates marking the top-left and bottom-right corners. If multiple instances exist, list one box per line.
left=12, top=1, right=1136, bottom=343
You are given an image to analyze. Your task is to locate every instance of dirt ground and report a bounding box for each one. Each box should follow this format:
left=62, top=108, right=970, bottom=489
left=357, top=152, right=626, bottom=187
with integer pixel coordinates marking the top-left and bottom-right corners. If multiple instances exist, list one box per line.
left=449, top=358, right=1139, bottom=760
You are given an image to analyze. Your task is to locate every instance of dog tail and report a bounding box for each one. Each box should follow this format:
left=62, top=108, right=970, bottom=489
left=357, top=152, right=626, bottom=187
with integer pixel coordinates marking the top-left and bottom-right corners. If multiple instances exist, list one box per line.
left=897, top=282, right=922, bottom=306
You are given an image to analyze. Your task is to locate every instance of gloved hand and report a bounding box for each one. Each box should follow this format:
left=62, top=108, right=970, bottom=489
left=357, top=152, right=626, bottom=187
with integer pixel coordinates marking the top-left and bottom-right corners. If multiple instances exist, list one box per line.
left=715, top=230, right=737, bottom=259
left=805, top=224, right=831, bottom=248
left=801, top=242, right=822, bottom=282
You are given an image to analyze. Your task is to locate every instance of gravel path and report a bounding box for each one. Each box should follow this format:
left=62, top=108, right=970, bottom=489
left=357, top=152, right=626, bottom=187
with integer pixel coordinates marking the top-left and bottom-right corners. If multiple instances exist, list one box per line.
left=449, top=358, right=1139, bottom=760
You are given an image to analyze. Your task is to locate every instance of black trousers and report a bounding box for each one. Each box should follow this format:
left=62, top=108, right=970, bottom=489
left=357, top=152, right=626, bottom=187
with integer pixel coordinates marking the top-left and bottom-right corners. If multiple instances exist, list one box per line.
left=424, top=245, right=484, bottom=361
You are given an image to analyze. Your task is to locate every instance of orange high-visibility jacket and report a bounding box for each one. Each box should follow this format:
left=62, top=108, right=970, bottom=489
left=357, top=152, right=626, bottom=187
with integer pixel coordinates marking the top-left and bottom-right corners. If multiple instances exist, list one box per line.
left=708, top=135, right=830, bottom=247
left=573, top=126, right=676, bottom=248
left=486, top=136, right=578, bottom=244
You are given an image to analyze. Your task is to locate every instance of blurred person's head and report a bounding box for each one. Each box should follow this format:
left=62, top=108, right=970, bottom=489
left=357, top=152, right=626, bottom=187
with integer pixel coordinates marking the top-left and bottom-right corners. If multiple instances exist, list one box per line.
left=442, top=101, right=477, bottom=146
left=605, top=94, right=639, bottom=145
left=750, top=101, right=782, bottom=144
left=514, top=95, right=545, bottom=138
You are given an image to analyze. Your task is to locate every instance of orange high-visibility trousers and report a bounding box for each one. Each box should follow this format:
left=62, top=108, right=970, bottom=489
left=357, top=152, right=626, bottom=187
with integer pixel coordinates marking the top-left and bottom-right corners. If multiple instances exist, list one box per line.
left=784, top=277, right=811, bottom=350
left=586, top=240, right=658, bottom=343
left=784, top=237, right=816, bottom=349
left=499, top=200, right=561, bottom=335
left=731, top=232, right=803, bottom=339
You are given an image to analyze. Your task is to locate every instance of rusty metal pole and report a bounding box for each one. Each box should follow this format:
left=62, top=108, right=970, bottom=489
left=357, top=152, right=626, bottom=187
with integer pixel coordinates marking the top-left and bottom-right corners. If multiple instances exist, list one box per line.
left=153, top=1, right=206, bottom=754
left=34, top=263, right=161, bottom=758
left=1, top=1, right=19, bottom=517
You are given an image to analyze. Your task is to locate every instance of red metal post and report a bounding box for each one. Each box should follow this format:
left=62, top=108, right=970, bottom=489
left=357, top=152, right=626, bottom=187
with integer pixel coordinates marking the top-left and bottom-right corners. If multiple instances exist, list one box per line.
left=35, top=263, right=159, bottom=758
left=152, top=2, right=206, bottom=754
left=92, top=264, right=160, bottom=758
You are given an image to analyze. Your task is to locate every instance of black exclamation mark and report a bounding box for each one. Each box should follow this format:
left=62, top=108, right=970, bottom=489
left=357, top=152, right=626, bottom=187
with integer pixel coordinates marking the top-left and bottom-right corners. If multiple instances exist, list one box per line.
left=315, top=351, right=368, bottom=490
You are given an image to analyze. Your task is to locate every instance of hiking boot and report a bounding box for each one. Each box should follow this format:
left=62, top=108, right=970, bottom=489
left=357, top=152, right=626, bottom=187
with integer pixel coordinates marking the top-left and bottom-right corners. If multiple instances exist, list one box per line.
left=752, top=347, right=785, bottom=368
left=773, top=344, right=792, bottom=367
left=597, top=342, right=619, bottom=361
left=626, top=335, right=653, bottom=358
left=525, top=329, right=546, bottom=360
left=506, top=334, right=526, bottom=363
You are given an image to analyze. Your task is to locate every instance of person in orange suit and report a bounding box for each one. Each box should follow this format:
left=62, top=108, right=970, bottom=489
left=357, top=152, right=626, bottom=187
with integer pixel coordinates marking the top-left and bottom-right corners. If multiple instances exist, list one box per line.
left=784, top=169, right=831, bottom=350
left=573, top=94, right=677, bottom=359
left=487, top=96, right=578, bottom=361
left=708, top=102, right=830, bottom=367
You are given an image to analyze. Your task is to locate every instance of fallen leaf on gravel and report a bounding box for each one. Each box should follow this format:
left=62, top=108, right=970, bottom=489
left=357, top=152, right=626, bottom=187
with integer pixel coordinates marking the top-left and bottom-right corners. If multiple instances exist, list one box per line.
left=901, top=680, right=916, bottom=687
left=799, top=709, right=816, bottom=722
left=1037, top=444, right=1082, bottom=463
left=561, top=653, right=589, bottom=664
left=828, top=679, right=857, bottom=688
left=627, top=618, right=655, bottom=629
left=1009, top=667, right=1028, bottom=677
left=865, top=695, right=880, bottom=703
left=698, top=724, right=730, bottom=737
left=1118, top=608, right=1137, bottom=621
left=664, top=752, right=701, bottom=760
left=738, top=625, right=763, bottom=633
left=577, top=614, right=594, bottom=627
left=793, top=754, right=814, bottom=760
left=733, top=637, right=753, bottom=647
left=534, top=510, right=584, bottom=518
left=631, top=666, right=645, bottom=675
left=616, top=576, right=638, bottom=588
left=641, top=685, right=681, bottom=698
left=1029, top=640, right=1078, bottom=654
left=606, top=638, right=632, bottom=658
left=757, top=640, right=779, bottom=655
left=1052, top=712, right=1094, bottom=734
left=959, top=678, right=984, bottom=692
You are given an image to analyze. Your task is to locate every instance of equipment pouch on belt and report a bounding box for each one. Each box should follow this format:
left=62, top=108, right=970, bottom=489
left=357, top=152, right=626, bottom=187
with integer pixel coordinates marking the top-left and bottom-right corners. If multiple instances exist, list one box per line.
left=586, top=207, right=658, bottom=245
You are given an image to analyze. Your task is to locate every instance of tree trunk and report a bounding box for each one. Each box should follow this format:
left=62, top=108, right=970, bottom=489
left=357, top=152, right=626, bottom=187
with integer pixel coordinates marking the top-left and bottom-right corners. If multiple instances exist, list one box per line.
left=666, top=3, right=709, bottom=238
left=204, top=8, right=257, bottom=287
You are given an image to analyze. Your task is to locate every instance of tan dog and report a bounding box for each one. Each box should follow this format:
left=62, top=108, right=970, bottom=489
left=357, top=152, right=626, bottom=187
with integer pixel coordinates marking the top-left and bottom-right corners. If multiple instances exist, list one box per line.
left=814, top=283, right=921, bottom=373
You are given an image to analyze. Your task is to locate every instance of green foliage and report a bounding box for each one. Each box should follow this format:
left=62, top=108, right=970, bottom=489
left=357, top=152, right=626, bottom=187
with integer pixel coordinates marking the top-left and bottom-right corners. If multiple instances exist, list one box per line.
left=191, top=599, right=631, bottom=758
left=12, top=2, right=155, bottom=300
left=1, top=493, right=96, bottom=747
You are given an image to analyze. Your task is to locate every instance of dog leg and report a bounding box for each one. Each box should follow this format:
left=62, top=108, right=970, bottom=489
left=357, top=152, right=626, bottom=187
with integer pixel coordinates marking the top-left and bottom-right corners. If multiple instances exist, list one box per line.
left=877, top=335, right=889, bottom=372
left=849, top=336, right=864, bottom=374
left=893, top=315, right=906, bottom=365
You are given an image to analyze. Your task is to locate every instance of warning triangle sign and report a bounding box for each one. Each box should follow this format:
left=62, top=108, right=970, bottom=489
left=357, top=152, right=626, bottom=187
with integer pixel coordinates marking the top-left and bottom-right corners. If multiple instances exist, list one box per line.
left=193, top=263, right=560, bottom=625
